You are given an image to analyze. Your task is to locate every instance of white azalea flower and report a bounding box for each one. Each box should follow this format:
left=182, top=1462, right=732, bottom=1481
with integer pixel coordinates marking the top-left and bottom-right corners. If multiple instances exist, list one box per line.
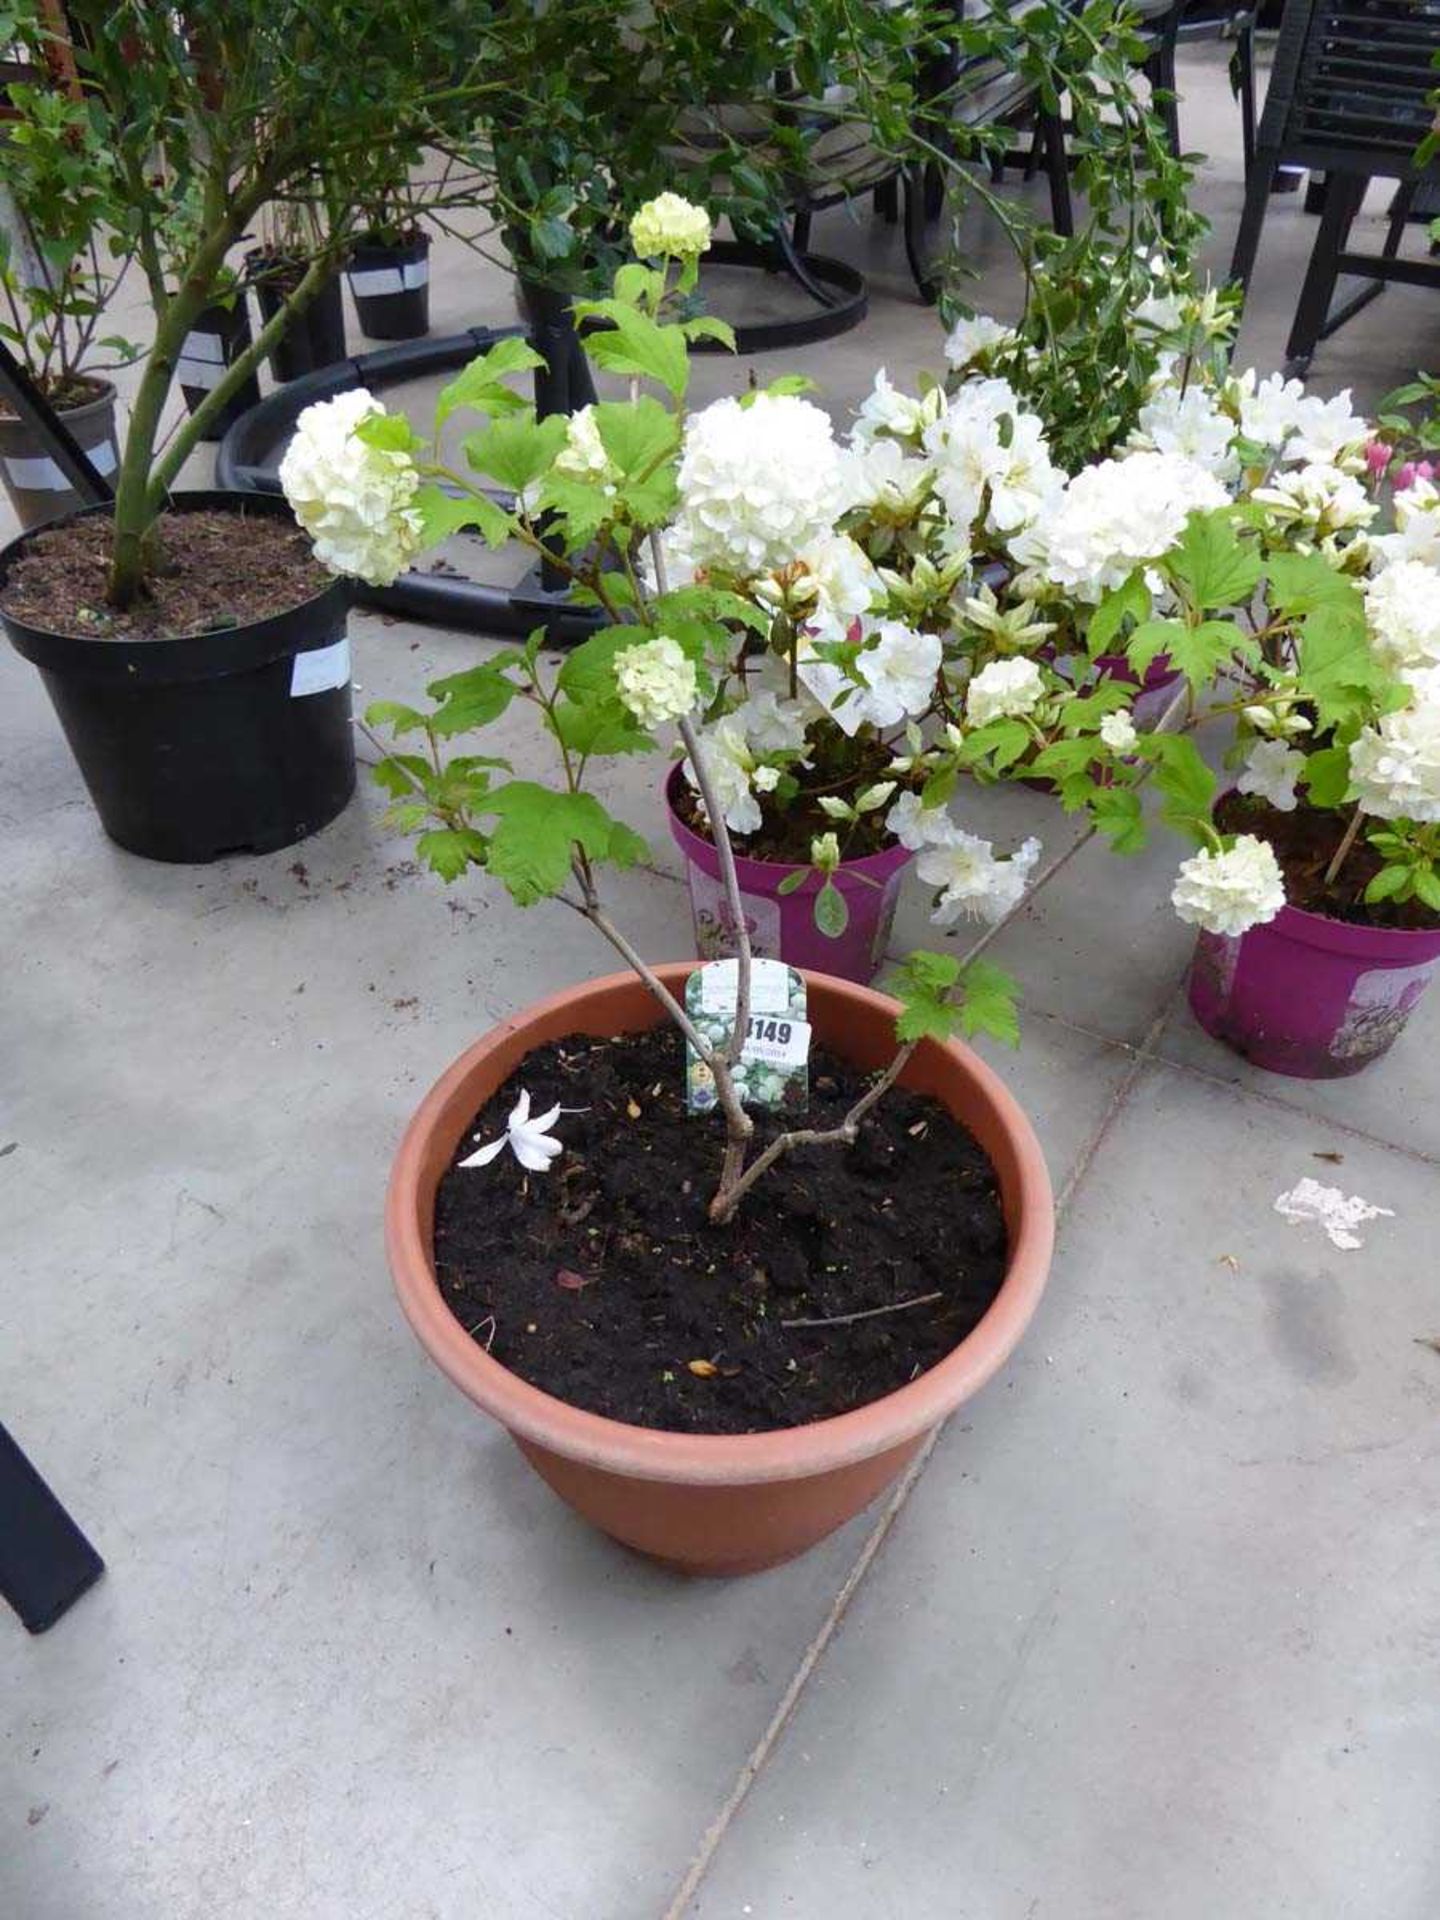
left=280, top=389, right=423, bottom=587
left=684, top=713, right=762, bottom=834
left=966, top=656, right=1046, bottom=726
left=1250, top=462, right=1376, bottom=539
left=459, top=1089, right=578, bottom=1173
left=739, top=688, right=810, bottom=753
left=1370, top=478, right=1440, bottom=571
left=1284, top=388, right=1370, bottom=468
left=1237, top=738, right=1305, bottom=812
left=839, top=435, right=934, bottom=516
left=852, top=620, right=943, bottom=728
left=1363, top=561, right=1440, bottom=675
left=887, top=789, right=961, bottom=851
left=1130, top=382, right=1239, bottom=481
left=1232, top=368, right=1311, bottom=451
left=1171, top=835, right=1286, bottom=936
left=852, top=368, right=943, bottom=444
left=943, top=313, right=1016, bottom=371
left=917, top=832, right=1043, bottom=926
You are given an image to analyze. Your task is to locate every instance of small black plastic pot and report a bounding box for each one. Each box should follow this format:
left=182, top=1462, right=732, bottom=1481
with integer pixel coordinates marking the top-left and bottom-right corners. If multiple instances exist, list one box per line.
left=246, top=251, right=348, bottom=383
left=0, top=489, right=355, bottom=863
left=177, top=299, right=262, bottom=441
left=347, top=231, right=431, bottom=342
left=0, top=380, right=119, bottom=532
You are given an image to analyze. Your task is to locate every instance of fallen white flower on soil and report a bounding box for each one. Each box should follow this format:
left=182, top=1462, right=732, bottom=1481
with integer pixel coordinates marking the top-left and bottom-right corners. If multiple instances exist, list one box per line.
left=460, top=1089, right=583, bottom=1173
left=1273, top=1176, right=1394, bottom=1251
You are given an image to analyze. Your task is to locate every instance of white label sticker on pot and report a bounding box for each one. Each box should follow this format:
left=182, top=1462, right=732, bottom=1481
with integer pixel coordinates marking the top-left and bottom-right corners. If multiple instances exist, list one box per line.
left=350, top=260, right=431, bottom=297
left=182, top=329, right=226, bottom=364
left=699, top=956, right=792, bottom=1015
left=5, top=439, right=118, bottom=490
left=290, top=635, right=351, bottom=697
left=178, top=350, right=227, bottom=390
left=740, top=1013, right=811, bottom=1070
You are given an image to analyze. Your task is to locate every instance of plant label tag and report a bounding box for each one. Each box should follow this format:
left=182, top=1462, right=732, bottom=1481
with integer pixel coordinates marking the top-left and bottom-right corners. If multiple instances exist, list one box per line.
left=685, top=961, right=810, bottom=1115
left=290, top=636, right=351, bottom=697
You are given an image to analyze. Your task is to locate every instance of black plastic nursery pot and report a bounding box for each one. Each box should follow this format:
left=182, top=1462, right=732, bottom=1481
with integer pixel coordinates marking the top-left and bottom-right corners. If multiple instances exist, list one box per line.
left=0, top=489, right=356, bottom=864
left=247, top=253, right=348, bottom=383
left=178, top=299, right=263, bottom=441
left=346, top=232, right=431, bottom=342
left=0, top=380, right=119, bottom=532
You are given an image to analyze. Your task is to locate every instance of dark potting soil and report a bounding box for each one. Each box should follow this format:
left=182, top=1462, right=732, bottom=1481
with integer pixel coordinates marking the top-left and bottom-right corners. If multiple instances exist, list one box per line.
left=0, top=370, right=107, bottom=417
left=1218, top=791, right=1439, bottom=931
left=433, top=1027, right=1009, bottom=1435
left=672, top=772, right=895, bottom=866
left=0, top=508, right=333, bottom=641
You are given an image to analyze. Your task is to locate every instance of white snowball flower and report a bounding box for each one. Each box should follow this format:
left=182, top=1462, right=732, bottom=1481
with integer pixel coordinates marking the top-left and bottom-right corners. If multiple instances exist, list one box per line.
left=839, top=435, right=934, bottom=516
left=1171, top=834, right=1286, bottom=936
left=629, top=193, right=712, bottom=260
left=614, top=635, right=697, bottom=728
left=917, top=832, right=1043, bottom=926
left=1237, top=738, right=1305, bottom=812
left=552, top=403, right=613, bottom=483
left=852, top=620, right=943, bottom=728
left=684, top=713, right=762, bottom=834
left=677, top=392, right=847, bottom=579
left=966, top=656, right=1046, bottom=727
left=1370, top=478, right=1440, bottom=571
left=1347, top=690, right=1440, bottom=823
left=459, top=1089, right=576, bottom=1173
left=1363, top=561, right=1440, bottom=675
left=1020, top=450, right=1229, bottom=601
left=1099, top=708, right=1138, bottom=753
left=943, top=313, right=1016, bottom=370
left=852, top=368, right=943, bottom=444
left=887, top=789, right=960, bottom=851
left=280, top=388, right=423, bottom=587
left=1130, top=382, right=1239, bottom=481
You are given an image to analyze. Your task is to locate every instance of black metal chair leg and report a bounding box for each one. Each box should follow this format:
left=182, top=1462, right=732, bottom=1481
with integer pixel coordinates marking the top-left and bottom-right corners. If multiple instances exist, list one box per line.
left=1041, top=107, right=1073, bottom=238
left=1, top=1425, right=104, bottom=1634
left=901, top=163, right=937, bottom=304
left=1286, top=172, right=1367, bottom=370
left=1235, top=23, right=1257, bottom=178
left=873, top=177, right=899, bottom=225
left=791, top=208, right=813, bottom=257
left=923, top=159, right=944, bottom=221
left=1230, top=153, right=1279, bottom=292
left=1147, top=35, right=1183, bottom=159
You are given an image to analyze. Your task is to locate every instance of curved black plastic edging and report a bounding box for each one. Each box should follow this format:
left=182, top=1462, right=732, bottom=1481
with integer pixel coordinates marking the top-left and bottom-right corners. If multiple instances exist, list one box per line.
left=217, top=247, right=868, bottom=642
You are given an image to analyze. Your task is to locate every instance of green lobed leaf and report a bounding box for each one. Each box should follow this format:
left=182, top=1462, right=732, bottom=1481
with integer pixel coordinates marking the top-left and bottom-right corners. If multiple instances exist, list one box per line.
left=1086, top=570, right=1151, bottom=657
left=416, top=828, right=488, bottom=883
left=412, top=483, right=511, bottom=550
left=462, top=412, right=569, bottom=495
left=436, top=339, right=547, bottom=429
left=1162, top=508, right=1262, bottom=613
left=479, top=783, right=646, bottom=905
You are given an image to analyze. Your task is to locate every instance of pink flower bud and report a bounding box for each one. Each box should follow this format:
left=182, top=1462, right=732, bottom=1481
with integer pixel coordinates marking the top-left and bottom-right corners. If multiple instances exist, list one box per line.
left=1395, top=459, right=1435, bottom=493
left=1364, top=438, right=1392, bottom=478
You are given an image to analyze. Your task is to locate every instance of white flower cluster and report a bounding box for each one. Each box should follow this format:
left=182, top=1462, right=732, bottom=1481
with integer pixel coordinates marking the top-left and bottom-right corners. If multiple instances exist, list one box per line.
left=682, top=691, right=809, bottom=834
left=852, top=368, right=944, bottom=445
left=966, top=657, right=1045, bottom=727
left=1237, top=739, right=1304, bottom=813
left=1129, top=382, right=1238, bottom=482
left=1171, top=834, right=1287, bottom=936
left=1252, top=462, right=1376, bottom=540
left=1231, top=373, right=1369, bottom=467
left=629, top=193, right=712, bottom=261
left=676, top=392, right=848, bottom=579
left=1363, top=561, right=1440, bottom=677
left=1348, top=685, right=1440, bottom=823
left=279, top=389, right=423, bottom=587
left=921, top=377, right=1061, bottom=539
left=1017, top=448, right=1228, bottom=601
left=614, top=635, right=697, bottom=728
left=1371, top=476, right=1440, bottom=571
left=552, top=405, right=615, bottom=486
left=886, top=789, right=1042, bottom=923
left=942, top=313, right=1016, bottom=372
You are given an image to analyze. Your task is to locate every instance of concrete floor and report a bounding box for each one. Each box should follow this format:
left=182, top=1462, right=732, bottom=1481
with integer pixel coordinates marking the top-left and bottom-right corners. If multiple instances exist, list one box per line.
left=4, top=46, right=1440, bottom=1920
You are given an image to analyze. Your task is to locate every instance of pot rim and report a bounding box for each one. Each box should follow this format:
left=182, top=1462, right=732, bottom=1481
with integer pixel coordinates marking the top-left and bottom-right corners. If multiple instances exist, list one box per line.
left=663, top=761, right=911, bottom=889
left=386, top=964, right=1054, bottom=1485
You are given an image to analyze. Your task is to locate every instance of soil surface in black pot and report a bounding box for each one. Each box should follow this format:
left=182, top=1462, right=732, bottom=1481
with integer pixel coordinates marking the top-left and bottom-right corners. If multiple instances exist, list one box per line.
left=0, top=371, right=109, bottom=417
left=433, top=1027, right=1008, bottom=1435
left=0, top=508, right=331, bottom=640
left=1218, top=791, right=1439, bottom=931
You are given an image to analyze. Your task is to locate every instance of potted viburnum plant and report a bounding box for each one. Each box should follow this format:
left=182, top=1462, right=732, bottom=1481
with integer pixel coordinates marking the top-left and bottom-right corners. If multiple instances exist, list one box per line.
left=282, top=197, right=1056, bottom=1574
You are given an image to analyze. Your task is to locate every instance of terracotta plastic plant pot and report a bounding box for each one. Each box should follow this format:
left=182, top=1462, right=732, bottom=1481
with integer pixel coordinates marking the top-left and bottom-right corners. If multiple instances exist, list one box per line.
left=386, top=965, right=1055, bottom=1575
left=1188, top=903, right=1440, bottom=1078
left=664, top=764, right=910, bottom=984
left=0, top=380, right=119, bottom=532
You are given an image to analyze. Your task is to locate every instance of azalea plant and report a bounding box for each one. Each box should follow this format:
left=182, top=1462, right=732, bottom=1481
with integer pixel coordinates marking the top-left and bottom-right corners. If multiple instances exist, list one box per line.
left=281, top=197, right=1439, bottom=1222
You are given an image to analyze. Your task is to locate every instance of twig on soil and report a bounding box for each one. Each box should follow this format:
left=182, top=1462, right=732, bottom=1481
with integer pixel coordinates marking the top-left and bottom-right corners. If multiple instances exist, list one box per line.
left=780, top=1290, right=944, bottom=1331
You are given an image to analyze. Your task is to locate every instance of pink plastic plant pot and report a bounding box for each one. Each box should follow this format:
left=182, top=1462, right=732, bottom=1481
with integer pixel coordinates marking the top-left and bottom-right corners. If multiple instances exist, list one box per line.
left=1187, top=902, right=1440, bottom=1078
left=664, top=764, right=911, bottom=984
